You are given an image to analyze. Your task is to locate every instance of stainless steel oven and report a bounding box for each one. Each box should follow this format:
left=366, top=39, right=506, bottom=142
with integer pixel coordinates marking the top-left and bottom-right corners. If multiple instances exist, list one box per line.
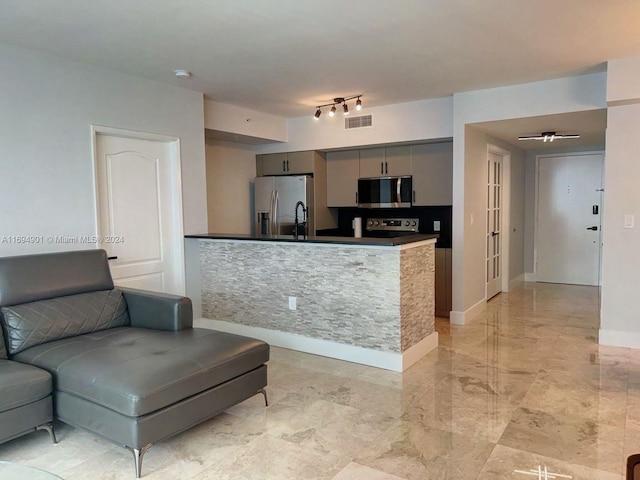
left=357, top=176, right=412, bottom=208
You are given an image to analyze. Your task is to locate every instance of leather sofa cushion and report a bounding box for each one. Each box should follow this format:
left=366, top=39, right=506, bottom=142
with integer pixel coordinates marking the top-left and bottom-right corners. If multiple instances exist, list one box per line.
left=1, top=289, right=129, bottom=355
left=0, top=359, right=51, bottom=411
left=13, top=327, right=269, bottom=417
left=0, top=249, right=113, bottom=307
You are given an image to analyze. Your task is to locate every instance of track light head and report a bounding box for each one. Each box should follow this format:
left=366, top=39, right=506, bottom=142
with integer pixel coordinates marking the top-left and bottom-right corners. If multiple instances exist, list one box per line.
left=356, top=97, right=362, bottom=110
left=329, top=105, right=336, bottom=117
left=314, top=108, right=321, bottom=119
left=343, top=103, right=349, bottom=115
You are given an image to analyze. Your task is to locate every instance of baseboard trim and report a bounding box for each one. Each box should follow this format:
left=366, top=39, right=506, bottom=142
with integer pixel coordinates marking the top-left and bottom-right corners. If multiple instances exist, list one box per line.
left=524, top=272, right=536, bottom=282
left=194, top=318, right=437, bottom=372
left=402, top=332, right=439, bottom=370
left=599, top=328, right=640, bottom=349
left=450, top=298, right=487, bottom=325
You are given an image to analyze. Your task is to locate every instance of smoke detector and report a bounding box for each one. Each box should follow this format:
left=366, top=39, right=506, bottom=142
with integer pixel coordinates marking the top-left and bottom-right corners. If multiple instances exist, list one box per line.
left=174, top=70, right=192, bottom=79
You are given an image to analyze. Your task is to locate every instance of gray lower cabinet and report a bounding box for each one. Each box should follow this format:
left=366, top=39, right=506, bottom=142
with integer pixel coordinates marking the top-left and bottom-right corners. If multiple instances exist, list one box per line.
left=326, top=150, right=359, bottom=207
left=435, top=248, right=452, bottom=318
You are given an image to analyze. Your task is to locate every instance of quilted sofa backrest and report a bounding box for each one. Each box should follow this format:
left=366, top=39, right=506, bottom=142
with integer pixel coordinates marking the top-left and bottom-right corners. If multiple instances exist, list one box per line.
left=0, top=289, right=130, bottom=355
left=0, top=249, right=128, bottom=355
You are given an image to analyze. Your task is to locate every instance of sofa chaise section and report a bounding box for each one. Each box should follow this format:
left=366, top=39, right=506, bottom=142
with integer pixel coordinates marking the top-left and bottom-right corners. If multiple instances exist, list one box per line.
left=0, top=249, right=269, bottom=477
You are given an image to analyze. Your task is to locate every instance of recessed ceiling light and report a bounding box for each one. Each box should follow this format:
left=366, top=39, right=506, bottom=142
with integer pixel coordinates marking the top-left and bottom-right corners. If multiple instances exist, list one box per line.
left=174, top=70, right=192, bottom=79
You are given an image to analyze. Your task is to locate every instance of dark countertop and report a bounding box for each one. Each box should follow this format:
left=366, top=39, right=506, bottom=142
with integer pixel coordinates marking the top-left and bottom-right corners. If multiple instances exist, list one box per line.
left=185, top=233, right=439, bottom=247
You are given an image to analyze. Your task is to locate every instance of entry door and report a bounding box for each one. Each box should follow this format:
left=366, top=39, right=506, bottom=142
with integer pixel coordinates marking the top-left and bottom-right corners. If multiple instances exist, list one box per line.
left=536, top=154, right=603, bottom=285
left=95, top=132, right=184, bottom=294
left=486, top=152, right=503, bottom=299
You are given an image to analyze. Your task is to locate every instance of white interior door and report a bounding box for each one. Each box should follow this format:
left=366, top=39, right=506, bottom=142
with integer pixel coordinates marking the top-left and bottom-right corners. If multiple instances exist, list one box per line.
left=536, top=153, right=603, bottom=286
left=95, top=131, right=184, bottom=294
left=487, top=152, right=503, bottom=299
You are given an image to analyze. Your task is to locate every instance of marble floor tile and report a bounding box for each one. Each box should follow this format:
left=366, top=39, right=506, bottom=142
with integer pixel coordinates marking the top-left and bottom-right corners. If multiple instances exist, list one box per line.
left=2, top=282, right=638, bottom=479
left=331, top=462, right=407, bottom=480
left=479, top=444, right=622, bottom=479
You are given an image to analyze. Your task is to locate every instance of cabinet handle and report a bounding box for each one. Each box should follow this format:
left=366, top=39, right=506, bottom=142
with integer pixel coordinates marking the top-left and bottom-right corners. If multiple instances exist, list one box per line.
left=413, top=190, right=415, bottom=203
left=286, top=160, right=289, bottom=171
left=282, top=160, right=286, bottom=172
left=380, top=162, right=384, bottom=175
left=356, top=192, right=358, bottom=204
left=385, top=162, right=388, bottom=174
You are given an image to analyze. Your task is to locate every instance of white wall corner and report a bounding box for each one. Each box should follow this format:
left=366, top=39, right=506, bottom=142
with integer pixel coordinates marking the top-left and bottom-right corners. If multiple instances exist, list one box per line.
left=599, top=328, right=640, bottom=350
left=606, top=56, right=640, bottom=106
left=450, top=297, right=487, bottom=325
left=402, top=332, right=438, bottom=370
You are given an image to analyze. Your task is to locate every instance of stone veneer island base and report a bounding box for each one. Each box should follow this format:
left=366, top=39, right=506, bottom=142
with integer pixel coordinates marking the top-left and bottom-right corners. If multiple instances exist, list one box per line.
left=190, top=235, right=438, bottom=372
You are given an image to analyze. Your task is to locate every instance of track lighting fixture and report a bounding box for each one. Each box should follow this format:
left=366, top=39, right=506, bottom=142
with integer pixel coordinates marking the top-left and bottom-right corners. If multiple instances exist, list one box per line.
left=312, top=95, right=362, bottom=119
left=518, top=131, right=580, bottom=142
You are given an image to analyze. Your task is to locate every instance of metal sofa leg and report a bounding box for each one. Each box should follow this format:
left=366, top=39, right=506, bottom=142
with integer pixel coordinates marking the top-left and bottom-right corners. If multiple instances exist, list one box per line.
left=126, top=443, right=152, bottom=478
left=258, top=388, right=269, bottom=407
left=36, top=422, right=57, bottom=444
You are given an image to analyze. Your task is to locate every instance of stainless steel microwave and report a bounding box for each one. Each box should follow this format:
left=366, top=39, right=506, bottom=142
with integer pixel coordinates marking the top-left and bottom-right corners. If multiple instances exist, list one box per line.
left=357, top=176, right=412, bottom=208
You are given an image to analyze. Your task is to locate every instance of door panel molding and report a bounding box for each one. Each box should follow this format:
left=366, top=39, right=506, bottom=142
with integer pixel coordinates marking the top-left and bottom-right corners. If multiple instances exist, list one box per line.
left=91, top=125, right=185, bottom=295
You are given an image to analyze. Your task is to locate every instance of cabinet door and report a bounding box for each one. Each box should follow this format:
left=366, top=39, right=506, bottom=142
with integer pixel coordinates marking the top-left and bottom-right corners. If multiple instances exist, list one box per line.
left=326, top=150, right=359, bottom=207
left=255, top=155, right=263, bottom=177
left=359, top=148, right=386, bottom=178
left=411, top=143, right=453, bottom=205
left=261, top=153, right=288, bottom=175
left=286, top=151, right=315, bottom=175
left=385, top=146, right=412, bottom=176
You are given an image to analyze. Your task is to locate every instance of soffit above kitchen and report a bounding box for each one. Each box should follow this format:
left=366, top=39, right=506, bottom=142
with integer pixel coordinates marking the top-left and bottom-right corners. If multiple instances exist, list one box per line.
left=1, top=1, right=640, bottom=118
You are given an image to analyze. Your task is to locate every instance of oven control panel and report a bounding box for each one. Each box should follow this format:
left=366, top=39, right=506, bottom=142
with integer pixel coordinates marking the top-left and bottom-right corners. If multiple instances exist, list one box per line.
left=366, top=218, right=419, bottom=232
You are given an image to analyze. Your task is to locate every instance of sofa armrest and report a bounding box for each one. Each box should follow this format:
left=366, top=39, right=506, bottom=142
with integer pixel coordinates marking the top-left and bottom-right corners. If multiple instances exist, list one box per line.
left=120, top=287, right=193, bottom=331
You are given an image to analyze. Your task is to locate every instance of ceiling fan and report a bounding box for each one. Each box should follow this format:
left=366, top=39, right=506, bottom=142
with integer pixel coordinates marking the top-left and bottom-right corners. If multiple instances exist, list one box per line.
left=518, top=131, right=580, bottom=142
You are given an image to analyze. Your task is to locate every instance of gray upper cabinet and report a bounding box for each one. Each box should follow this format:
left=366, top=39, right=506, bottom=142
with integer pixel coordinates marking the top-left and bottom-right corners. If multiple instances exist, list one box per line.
left=359, top=148, right=386, bottom=178
left=326, top=150, right=359, bottom=207
left=411, top=142, right=453, bottom=206
left=260, top=153, right=288, bottom=175
left=258, top=151, right=315, bottom=176
left=359, top=146, right=411, bottom=177
left=384, top=146, right=412, bottom=176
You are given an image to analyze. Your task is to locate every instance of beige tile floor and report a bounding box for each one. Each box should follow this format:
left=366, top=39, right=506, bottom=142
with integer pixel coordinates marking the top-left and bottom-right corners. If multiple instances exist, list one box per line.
left=1, top=282, right=638, bottom=479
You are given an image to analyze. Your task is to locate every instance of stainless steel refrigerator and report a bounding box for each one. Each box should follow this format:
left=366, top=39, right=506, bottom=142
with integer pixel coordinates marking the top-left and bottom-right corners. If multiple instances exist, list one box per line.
left=254, top=175, right=314, bottom=237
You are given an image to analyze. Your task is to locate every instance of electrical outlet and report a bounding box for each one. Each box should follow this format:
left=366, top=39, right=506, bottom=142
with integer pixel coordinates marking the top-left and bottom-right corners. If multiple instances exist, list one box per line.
left=433, top=220, right=441, bottom=232
left=288, top=296, right=297, bottom=310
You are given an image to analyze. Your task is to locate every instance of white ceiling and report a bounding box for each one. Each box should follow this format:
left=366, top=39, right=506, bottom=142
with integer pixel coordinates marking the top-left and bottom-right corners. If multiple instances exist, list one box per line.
left=2, top=0, right=640, bottom=121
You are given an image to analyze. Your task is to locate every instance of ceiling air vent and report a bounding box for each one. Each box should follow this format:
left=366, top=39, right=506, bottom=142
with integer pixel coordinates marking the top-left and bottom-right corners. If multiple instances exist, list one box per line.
left=345, top=114, right=373, bottom=130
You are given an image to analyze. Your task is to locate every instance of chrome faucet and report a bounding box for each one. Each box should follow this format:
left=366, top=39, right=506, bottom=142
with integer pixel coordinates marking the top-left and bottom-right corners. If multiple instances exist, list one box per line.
left=294, top=201, right=308, bottom=240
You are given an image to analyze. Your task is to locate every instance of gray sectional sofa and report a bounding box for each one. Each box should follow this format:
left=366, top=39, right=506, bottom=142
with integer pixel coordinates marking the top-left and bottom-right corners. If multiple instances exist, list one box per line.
left=0, top=249, right=269, bottom=478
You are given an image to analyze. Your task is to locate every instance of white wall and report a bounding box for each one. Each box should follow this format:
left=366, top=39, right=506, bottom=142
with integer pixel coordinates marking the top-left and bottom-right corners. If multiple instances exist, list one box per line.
left=0, top=42, right=207, bottom=258
left=451, top=73, right=607, bottom=323
left=205, top=140, right=257, bottom=233
left=204, top=100, right=287, bottom=142
left=258, top=96, right=453, bottom=153
left=600, top=56, right=640, bottom=348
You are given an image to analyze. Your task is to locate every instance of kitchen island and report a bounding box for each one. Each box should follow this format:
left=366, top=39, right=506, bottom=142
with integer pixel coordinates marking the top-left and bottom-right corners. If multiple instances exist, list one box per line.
left=186, top=233, right=438, bottom=371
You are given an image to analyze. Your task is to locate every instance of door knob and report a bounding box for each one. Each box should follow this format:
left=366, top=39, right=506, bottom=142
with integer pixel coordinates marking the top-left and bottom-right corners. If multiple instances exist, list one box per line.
left=586, top=226, right=598, bottom=231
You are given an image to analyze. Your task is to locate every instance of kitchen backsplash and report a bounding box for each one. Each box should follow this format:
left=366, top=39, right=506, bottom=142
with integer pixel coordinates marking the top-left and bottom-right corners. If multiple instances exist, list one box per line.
left=325, top=205, right=452, bottom=248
